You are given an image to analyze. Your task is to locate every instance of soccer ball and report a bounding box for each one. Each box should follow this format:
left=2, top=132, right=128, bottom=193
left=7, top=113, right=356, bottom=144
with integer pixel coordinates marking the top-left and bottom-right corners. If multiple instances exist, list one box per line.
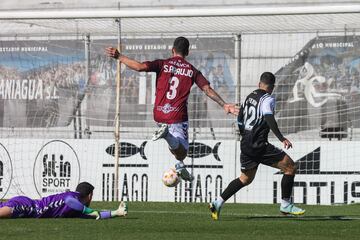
left=162, top=168, right=180, bottom=187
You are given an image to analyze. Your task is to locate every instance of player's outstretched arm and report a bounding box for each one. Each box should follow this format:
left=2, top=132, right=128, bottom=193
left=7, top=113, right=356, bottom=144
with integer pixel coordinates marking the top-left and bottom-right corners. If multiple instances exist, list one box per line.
left=65, top=196, right=127, bottom=220
left=105, top=47, right=148, bottom=71
left=85, top=201, right=127, bottom=220
left=201, top=85, right=239, bottom=116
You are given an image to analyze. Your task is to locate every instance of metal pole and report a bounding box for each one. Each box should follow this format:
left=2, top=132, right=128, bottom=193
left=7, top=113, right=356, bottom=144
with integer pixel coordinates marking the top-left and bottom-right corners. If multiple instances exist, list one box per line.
left=234, top=34, right=241, bottom=105
left=233, top=34, right=241, bottom=203
left=78, top=34, right=90, bottom=139
left=84, top=34, right=91, bottom=138
left=114, top=18, right=122, bottom=202
left=73, top=113, right=77, bottom=139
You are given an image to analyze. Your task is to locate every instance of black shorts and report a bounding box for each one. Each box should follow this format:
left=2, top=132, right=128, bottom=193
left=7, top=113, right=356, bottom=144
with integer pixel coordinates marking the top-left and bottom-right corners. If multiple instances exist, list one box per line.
left=240, top=143, right=286, bottom=171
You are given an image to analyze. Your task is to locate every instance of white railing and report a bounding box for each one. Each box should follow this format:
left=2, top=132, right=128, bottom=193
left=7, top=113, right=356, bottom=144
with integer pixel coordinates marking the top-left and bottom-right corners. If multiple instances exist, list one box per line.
left=1, top=4, right=360, bottom=19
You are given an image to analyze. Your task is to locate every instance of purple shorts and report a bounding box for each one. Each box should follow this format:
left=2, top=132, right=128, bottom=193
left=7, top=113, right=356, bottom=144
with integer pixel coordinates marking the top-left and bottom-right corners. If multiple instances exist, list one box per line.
left=0, top=196, right=37, bottom=218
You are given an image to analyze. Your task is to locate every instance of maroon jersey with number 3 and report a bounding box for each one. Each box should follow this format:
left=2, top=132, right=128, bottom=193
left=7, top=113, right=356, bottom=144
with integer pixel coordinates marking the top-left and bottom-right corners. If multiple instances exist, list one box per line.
left=144, top=56, right=210, bottom=124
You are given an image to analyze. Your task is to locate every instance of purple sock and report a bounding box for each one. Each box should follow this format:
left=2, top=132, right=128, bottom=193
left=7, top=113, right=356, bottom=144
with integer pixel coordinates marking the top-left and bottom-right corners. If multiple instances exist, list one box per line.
left=99, top=211, right=112, bottom=219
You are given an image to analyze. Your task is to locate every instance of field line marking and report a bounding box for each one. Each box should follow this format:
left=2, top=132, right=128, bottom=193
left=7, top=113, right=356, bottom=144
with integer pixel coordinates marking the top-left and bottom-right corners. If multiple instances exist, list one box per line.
left=129, top=210, right=360, bottom=220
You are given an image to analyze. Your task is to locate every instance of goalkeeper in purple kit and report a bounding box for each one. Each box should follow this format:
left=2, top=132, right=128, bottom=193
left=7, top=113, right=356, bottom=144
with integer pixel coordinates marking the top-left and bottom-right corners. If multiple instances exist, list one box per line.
left=0, top=182, right=127, bottom=219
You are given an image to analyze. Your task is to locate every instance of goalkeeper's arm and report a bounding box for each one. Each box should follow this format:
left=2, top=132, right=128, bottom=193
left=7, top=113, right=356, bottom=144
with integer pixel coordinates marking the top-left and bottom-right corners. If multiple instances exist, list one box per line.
left=64, top=197, right=127, bottom=220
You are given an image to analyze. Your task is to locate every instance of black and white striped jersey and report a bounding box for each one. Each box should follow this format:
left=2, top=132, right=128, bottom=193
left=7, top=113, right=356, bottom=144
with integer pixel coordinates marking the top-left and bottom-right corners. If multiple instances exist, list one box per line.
left=238, top=89, right=275, bottom=156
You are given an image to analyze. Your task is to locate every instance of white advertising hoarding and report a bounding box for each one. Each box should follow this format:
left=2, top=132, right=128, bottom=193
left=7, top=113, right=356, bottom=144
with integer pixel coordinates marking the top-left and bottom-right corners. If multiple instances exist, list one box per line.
left=0, top=139, right=359, bottom=205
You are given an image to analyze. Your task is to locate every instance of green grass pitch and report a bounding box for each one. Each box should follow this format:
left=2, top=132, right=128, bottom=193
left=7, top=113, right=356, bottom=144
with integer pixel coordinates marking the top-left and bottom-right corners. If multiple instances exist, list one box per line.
left=1, top=202, right=360, bottom=240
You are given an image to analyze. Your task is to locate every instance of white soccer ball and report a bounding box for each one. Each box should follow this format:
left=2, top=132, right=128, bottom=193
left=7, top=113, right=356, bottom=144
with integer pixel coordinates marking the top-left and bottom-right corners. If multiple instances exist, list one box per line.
left=162, top=168, right=180, bottom=187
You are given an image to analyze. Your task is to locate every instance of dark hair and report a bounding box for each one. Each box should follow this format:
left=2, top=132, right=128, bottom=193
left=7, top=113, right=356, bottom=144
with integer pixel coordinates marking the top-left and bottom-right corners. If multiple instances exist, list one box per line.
left=76, top=182, right=94, bottom=199
left=260, top=72, right=276, bottom=85
left=173, top=36, right=190, bottom=56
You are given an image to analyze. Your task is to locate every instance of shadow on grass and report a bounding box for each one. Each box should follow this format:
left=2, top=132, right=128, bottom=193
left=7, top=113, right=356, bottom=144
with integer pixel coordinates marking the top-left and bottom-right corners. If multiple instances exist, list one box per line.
left=222, top=215, right=360, bottom=221
left=120, top=217, right=139, bottom=220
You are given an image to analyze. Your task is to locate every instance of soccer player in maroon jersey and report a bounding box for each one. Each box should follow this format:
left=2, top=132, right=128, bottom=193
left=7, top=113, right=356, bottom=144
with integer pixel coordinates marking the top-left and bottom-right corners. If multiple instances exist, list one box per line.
left=106, top=37, right=238, bottom=181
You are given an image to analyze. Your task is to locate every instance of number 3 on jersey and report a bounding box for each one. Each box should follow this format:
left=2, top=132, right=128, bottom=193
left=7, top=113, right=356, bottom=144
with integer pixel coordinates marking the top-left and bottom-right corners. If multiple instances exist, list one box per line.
left=166, top=76, right=179, bottom=100
left=243, top=105, right=256, bottom=130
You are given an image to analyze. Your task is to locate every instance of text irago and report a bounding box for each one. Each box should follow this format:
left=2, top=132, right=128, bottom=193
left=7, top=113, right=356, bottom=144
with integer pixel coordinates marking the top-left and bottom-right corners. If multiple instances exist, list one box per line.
left=103, top=141, right=224, bottom=202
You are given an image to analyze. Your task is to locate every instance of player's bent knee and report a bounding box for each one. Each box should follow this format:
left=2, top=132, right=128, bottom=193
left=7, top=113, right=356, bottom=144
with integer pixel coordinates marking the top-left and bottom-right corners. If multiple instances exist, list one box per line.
left=170, top=150, right=186, bottom=160
left=283, top=163, right=297, bottom=175
left=279, top=155, right=296, bottom=175
left=240, top=178, right=252, bottom=186
left=175, top=153, right=186, bottom=161
left=289, top=164, right=297, bottom=175
left=239, top=175, right=254, bottom=186
left=241, top=179, right=250, bottom=186
left=286, top=156, right=297, bottom=174
left=170, top=144, right=187, bottom=161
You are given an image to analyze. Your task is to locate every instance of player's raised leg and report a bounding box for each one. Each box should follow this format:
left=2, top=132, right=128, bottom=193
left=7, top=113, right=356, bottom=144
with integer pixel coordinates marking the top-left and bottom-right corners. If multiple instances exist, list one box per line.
left=209, top=167, right=257, bottom=220
left=272, top=154, right=305, bottom=215
left=152, top=122, right=193, bottom=181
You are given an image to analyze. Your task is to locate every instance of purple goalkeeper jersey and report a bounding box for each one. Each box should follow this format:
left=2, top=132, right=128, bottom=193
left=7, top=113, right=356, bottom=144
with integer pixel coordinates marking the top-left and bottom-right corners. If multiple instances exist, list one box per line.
left=0, top=191, right=84, bottom=218
left=35, top=191, right=83, bottom=218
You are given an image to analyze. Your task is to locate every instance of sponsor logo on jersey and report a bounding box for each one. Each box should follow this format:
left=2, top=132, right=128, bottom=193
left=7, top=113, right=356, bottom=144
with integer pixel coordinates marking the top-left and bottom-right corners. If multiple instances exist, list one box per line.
left=157, top=103, right=180, bottom=114
left=0, top=143, right=13, bottom=198
left=33, top=140, right=80, bottom=197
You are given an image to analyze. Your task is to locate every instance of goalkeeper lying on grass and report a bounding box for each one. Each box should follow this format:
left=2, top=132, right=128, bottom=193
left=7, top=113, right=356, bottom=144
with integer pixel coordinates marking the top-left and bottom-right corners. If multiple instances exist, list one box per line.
left=0, top=182, right=127, bottom=219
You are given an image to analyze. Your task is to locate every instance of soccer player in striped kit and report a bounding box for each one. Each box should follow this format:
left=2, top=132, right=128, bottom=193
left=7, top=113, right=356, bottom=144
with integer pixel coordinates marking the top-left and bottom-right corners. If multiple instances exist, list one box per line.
left=0, top=182, right=127, bottom=219
left=106, top=37, right=238, bottom=181
left=209, top=72, right=305, bottom=220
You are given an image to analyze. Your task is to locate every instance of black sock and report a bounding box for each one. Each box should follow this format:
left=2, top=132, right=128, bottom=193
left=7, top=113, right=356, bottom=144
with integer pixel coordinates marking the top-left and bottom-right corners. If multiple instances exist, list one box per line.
left=220, top=178, right=244, bottom=202
left=281, top=174, right=295, bottom=199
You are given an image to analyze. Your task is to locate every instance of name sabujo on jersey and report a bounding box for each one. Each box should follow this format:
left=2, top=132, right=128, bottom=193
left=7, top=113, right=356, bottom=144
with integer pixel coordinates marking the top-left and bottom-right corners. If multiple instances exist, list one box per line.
left=163, top=64, right=193, bottom=77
